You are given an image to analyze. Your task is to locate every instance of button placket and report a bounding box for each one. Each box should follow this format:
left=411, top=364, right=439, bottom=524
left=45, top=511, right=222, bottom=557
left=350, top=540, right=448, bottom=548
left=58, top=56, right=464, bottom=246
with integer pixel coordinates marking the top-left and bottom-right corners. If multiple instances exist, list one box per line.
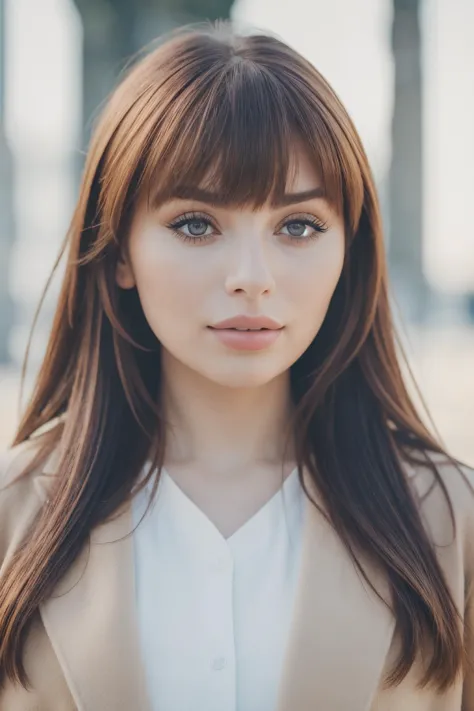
left=205, top=546, right=235, bottom=701
left=211, top=655, right=227, bottom=671
left=209, top=555, right=229, bottom=573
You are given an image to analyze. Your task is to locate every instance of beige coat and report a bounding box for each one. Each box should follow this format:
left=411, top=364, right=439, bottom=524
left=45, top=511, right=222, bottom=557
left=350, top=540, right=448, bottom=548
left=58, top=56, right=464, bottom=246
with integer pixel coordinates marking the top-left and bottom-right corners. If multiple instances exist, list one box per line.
left=1, top=438, right=474, bottom=710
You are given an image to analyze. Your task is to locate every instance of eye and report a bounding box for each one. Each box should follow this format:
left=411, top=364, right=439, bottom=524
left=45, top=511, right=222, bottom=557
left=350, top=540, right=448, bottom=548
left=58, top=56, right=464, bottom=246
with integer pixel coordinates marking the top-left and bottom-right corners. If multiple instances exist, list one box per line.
left=279, top=214, right=329, bottom=242
left=283, top=222, right=310, bottom=238
left=182, top=219, right=212, bottom=237
left=166, top=212, right=218, bottom=242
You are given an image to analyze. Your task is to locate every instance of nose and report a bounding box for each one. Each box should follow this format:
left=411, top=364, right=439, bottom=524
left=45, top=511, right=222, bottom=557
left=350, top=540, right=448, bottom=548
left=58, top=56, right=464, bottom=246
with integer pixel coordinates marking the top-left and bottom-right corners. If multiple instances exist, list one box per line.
left=224, top=239, right=276, bottom=299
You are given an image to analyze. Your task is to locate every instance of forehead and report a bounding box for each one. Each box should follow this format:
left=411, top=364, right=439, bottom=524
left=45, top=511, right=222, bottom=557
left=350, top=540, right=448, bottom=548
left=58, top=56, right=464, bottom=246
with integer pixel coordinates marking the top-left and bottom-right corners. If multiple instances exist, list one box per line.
left=196, top=143, right=322, bottom=205
left=284, top=143, right=321, bottom=192
left=146, top=141, right=326, bottom=211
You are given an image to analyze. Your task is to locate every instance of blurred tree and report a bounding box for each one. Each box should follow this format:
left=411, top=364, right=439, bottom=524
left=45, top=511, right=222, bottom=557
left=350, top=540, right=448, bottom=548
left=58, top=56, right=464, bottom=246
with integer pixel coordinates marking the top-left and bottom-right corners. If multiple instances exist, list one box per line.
left=0, top=0, right=15, bottom=363
left=73, top=0, right=234, bottom=158
left=388, top=0, right=429, bottom=322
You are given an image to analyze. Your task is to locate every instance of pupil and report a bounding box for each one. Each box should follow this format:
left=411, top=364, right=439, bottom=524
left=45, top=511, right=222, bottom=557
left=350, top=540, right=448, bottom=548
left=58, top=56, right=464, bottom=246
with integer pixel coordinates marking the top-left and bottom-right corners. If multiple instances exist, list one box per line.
left=288, top=222, right=305, bottom=237
left=189, top=220, right=207, bottom=236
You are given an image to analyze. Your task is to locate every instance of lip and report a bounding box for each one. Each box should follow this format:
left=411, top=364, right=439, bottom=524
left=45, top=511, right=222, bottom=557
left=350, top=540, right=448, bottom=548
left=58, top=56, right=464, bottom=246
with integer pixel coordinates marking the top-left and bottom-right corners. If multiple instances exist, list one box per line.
left=209, top=315, right=283, bottom=330
left=207, top=326, right=283, bottom=351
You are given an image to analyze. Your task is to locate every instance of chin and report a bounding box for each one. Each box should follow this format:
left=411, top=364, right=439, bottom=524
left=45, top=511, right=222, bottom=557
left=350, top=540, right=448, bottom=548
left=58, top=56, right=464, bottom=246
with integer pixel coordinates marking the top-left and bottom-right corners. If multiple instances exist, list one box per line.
left=199, top=364, right=286, bottom=389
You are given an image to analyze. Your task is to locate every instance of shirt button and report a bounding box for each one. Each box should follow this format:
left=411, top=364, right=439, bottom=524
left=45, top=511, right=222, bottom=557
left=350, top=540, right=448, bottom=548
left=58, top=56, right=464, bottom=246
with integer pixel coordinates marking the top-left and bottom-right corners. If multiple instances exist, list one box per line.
left=211, top=656, right=227, bottom=671
left=210, top=557, right=228, bottom=573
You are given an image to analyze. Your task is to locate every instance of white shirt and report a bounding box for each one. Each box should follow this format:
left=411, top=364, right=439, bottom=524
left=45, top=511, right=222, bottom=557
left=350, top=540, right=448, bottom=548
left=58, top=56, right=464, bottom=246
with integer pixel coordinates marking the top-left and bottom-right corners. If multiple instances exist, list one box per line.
left=132, top=462, right=307, bottom=711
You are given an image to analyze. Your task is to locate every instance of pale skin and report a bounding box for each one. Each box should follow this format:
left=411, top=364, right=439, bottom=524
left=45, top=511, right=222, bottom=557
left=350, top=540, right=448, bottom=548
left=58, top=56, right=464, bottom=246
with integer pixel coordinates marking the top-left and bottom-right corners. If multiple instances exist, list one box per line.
left=116, top=144, right=345, bottom=537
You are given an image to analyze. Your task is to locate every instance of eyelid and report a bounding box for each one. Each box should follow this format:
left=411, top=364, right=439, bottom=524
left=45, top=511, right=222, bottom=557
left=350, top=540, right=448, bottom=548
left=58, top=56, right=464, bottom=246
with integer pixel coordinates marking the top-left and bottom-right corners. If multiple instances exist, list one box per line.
left=280, top=210, right=323, bottom=220
left=276, top=211, right=328, bottom=228
left=167, top=210, right=221, bottom=230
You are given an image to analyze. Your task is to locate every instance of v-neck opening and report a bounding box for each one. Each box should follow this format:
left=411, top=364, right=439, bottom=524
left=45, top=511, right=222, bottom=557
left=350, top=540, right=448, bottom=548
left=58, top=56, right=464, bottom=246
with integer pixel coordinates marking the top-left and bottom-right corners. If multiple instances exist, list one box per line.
left=161, top=465, right=301, bottom=544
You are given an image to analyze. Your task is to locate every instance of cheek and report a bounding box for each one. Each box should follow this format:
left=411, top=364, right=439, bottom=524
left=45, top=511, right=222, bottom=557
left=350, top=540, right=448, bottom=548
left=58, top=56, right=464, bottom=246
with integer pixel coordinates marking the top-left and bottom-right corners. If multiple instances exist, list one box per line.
left=291, top=235, right=344, bottom=314
left=129, top=231, right=205, bottom=335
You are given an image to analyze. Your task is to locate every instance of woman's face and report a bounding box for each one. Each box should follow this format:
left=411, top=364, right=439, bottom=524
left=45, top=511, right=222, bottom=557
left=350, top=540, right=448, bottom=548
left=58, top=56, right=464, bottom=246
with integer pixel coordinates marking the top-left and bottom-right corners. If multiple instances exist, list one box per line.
left=116, top=145, right=345, bottom=388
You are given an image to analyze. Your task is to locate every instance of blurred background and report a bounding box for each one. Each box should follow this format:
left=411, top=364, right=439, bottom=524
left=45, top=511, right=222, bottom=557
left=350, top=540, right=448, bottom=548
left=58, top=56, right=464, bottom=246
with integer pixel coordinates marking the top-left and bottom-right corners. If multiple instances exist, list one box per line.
left=0, top=0, right=473, bottom=462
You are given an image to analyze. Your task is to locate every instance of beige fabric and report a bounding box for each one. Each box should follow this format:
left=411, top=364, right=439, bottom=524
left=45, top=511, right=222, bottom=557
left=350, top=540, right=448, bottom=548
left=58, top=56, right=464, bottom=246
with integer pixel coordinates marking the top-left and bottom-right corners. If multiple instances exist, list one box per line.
left=1, top=438, right=474, bottom=710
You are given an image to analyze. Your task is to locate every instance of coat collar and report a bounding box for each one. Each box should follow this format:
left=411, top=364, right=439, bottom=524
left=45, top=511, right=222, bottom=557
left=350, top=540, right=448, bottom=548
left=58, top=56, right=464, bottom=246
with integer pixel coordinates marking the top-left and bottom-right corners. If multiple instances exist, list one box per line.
left=35, top=448, right=399, bottom=711
left=36, top=449, right=151, bottom=711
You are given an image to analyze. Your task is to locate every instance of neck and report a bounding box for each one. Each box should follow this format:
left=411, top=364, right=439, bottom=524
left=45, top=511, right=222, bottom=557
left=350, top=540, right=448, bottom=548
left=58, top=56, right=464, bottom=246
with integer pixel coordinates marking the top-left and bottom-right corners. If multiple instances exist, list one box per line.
left=159, top=352, right=295, bottom=478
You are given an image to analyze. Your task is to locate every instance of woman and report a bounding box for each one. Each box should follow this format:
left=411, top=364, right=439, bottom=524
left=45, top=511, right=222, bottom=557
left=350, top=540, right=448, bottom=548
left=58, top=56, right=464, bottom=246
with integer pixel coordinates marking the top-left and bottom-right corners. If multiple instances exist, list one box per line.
left=0, top=20, right=473, bottom=711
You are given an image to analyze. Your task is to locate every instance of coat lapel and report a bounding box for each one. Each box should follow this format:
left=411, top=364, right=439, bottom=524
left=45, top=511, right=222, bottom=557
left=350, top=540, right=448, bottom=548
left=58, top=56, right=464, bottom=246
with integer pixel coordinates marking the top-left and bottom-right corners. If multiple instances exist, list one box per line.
left=276, top=469, right=396, bottom=711
left=35, top=450, right=152, bottom=711
left=35, top=450, right=396, bottom=711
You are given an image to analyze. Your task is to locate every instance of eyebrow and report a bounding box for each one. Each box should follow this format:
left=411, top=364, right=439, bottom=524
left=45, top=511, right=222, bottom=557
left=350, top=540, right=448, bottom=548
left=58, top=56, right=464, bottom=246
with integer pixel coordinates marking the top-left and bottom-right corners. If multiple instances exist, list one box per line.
left=153, top=185, right=326, bottom=207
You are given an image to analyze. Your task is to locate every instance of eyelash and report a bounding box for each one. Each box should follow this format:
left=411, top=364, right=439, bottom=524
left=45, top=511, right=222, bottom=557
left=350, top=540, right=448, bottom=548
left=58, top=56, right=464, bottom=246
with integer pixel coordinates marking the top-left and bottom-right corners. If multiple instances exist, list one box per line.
left=165, top=211, right=329, bottom=245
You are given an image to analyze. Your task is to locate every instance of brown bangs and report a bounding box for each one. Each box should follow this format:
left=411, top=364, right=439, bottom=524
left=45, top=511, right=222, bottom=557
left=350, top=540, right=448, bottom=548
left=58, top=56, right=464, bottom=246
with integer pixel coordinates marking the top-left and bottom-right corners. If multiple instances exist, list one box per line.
left=140, top=52, right=346, bottom=214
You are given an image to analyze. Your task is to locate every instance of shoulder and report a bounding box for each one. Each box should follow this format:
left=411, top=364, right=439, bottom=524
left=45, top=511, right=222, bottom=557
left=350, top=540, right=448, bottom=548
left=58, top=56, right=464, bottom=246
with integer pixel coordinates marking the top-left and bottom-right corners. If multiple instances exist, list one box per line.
left=0, top=414, right=65, bottom=502
left=0, top=438, right=44, bottom=499
left=406, top=450, right=474, bottom=569
left=406, top=450, right=474, bottom=514
left=0, top=438, right=51, bottom=570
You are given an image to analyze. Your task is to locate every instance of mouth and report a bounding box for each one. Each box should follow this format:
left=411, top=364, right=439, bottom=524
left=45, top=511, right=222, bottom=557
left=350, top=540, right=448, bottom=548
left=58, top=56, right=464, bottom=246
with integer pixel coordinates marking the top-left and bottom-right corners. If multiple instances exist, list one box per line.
left=206, top=325, right=284, bottom=351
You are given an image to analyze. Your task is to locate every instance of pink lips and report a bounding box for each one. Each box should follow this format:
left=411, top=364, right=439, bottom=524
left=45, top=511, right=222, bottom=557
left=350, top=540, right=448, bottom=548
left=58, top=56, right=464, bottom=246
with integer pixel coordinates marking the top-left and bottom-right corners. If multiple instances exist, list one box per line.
left=208, top=314, right=284, bottom=351
left=207, top=326, right=283, bottom=351
left=209, top=314, right=283, bottom=330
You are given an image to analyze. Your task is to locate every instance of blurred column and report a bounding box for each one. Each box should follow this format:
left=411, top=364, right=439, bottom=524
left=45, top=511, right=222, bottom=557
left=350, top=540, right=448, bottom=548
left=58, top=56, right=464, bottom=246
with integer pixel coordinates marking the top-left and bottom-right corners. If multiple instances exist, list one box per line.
left=74, top=0, right=234, bottom=159
left=5, top=0, right=82, bottom=369
left=75, top=1, right=140, bottom=156
left=0, top=0, right=15, bottom=364
left=422, top=0, right=474, bottom=321
left=388, top=0, right=429, bottom=322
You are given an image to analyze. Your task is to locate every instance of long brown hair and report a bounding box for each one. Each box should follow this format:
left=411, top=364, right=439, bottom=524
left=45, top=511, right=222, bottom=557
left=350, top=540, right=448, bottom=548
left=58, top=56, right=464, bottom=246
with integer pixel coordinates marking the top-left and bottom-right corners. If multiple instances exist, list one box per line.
left=0, top=19, right=468, bottom=692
